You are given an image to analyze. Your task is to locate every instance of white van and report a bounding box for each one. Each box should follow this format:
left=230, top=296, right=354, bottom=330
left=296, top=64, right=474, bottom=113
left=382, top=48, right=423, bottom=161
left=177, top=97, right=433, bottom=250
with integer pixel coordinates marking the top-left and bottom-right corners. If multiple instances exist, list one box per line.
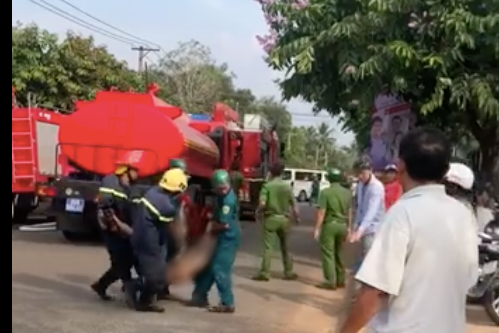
left=283, top=168, right=330, bottom=202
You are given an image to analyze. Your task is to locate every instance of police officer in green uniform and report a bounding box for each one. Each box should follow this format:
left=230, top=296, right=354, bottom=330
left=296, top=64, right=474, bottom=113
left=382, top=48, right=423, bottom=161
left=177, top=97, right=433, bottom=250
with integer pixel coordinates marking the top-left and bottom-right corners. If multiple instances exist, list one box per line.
left=313, top=168, right=352, bottom=290
left=252, top=163, right=299, bottom=281
left=186, top=170, right=240, bottom=313
left=310, top=174, right=320, bottom=206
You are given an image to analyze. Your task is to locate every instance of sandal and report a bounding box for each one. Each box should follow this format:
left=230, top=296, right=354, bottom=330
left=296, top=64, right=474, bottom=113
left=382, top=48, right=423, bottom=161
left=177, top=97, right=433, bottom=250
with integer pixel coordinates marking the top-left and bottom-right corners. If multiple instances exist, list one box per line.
left=183, top=299, right=209, bottom=308
left=207, top=305, right=235, bottom=313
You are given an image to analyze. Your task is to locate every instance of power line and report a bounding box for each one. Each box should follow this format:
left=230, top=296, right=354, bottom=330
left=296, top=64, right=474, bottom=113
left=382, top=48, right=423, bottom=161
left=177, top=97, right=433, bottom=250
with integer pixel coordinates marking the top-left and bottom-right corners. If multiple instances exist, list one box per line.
left=290, top=113, right=332, bottom=118
left=28, top=0, right=141, bottom=46
left=22, top=2, right=337, bottom=114
left=132, top=46, right=160, bottom=73
left=56, top=0, right=163, bottom=50
left=145, top=55, right=157, bottom=66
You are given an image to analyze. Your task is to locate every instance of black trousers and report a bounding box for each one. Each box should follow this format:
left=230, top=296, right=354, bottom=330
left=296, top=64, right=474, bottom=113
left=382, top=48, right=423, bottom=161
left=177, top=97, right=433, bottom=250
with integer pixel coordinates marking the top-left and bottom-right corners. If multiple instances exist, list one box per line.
left=166, top=234, right=180, bottom=262
left=133, top=227, right=167, bottom=304
left=97, top=233, right=135, bottom=288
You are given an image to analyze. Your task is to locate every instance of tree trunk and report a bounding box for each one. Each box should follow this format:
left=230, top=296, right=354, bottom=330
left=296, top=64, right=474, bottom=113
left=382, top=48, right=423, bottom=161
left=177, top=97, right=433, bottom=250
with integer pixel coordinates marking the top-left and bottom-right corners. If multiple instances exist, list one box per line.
left=465, top=108, right=498, bottom=197
left=478, top=138, right=499, bottom=199
left=315, top=147, right=320, bottom=168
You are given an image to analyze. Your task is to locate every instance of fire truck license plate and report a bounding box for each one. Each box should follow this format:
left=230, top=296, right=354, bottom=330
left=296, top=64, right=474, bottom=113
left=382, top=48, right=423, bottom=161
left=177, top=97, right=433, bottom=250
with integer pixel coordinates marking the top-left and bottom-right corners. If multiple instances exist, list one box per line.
left=65, top=198, right=85, bottom=213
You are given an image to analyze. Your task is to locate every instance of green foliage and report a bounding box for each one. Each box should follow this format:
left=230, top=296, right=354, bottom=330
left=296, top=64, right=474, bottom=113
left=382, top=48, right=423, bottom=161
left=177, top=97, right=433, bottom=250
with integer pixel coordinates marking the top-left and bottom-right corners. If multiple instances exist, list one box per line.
left=12, top=23, right=141, bottom=109
left=262, top=0, right=499, bottom=176
left=284, top=122, right=357, bottom=170
left=147, top=40, right=234, bottom=112
left=12, top=22, right=355, bottom=173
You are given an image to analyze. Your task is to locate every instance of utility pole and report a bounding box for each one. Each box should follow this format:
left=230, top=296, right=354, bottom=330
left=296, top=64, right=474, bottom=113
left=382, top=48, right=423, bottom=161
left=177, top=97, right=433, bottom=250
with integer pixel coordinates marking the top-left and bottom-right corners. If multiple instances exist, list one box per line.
left=132, top=46, right=159, bottom=73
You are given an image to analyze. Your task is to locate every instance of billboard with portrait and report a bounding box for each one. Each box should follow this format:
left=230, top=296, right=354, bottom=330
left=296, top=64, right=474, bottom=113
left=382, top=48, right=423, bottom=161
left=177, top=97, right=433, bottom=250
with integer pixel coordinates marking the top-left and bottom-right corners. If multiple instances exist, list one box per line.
left=367, top=94, right=416, bottom=170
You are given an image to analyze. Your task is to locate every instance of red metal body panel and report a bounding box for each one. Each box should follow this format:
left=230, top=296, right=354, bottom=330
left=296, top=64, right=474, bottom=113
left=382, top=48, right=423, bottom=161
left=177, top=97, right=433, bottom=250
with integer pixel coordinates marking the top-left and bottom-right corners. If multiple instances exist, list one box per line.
left=240, top=132, right=261, bottom=179
left=212, top=103, right=239, bottom=123
left=58, top=101, right=219, bottom=178
left=12, top=107, right=66, bottom=193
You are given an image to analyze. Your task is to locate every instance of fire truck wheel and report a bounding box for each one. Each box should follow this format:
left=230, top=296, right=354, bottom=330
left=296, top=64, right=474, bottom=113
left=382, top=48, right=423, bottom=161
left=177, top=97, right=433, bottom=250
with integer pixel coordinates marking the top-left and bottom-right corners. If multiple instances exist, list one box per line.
left=62, top=231, right=87, bottom=242
left=298, top=190, right=308, bottom=202
left=12, top=202, right=29, bottom=224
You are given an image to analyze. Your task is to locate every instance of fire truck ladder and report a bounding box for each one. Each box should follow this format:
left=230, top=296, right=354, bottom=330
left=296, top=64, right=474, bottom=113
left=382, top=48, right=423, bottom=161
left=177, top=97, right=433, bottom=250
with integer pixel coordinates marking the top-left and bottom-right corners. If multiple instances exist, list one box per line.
left=12, top=108, right=37, bottom=187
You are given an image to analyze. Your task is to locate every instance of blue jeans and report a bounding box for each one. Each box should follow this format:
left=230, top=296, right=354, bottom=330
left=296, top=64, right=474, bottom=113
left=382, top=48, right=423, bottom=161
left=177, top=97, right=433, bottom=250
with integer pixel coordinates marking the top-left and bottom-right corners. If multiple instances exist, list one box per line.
left=352, top=233, right=375, bottom=274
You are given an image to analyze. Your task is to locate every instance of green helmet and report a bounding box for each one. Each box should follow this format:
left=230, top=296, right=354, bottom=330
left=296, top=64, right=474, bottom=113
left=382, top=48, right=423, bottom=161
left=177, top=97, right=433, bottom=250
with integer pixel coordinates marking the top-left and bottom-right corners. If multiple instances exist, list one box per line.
left=326, top=168, right=342, bottom=182
left=168, top=158, right=186, bottom=171
left=211, top=169, right=230, bottom=187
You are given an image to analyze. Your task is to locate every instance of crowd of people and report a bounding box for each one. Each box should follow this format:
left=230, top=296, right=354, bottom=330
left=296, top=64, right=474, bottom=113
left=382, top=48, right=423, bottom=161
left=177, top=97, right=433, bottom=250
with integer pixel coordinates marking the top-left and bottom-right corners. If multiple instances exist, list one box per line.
left=89, top=154, right=302, bottom=314
left=317, top=127, right=496, bottom=333
left=90, top=157, right=241, bottom=313
left=87, top=126, right=496, bottom=332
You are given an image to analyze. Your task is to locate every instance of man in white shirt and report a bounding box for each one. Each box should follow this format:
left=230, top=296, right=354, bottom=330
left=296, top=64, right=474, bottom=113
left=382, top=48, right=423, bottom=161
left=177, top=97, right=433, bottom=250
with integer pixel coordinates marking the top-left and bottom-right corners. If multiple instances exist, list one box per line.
left=340, top=127, right=479, bottom=333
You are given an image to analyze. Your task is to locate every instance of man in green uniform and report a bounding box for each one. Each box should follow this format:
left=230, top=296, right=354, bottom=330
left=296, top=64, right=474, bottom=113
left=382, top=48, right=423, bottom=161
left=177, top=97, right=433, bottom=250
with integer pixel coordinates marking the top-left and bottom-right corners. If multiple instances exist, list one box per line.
left=169, top=158, right=186, bottom=172
left=252, top=163, right=299, bottom=281
left=186, top=170, right=240, bottom=313
left=313, top=168, right=352, bottom=290
left=310, top=174, right=320, bottom=206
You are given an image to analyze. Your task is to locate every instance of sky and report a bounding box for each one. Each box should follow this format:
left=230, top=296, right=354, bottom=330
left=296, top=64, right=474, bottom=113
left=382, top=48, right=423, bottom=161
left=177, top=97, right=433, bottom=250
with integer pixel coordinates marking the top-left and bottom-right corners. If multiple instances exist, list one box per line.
left=12, top=0, right=354, bottom=146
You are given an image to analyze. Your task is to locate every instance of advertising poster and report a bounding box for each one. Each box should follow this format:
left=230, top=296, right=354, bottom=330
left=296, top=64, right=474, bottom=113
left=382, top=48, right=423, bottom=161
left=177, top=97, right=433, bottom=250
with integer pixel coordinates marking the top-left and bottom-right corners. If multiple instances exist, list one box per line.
left=368, top=94, right=416, bottom=170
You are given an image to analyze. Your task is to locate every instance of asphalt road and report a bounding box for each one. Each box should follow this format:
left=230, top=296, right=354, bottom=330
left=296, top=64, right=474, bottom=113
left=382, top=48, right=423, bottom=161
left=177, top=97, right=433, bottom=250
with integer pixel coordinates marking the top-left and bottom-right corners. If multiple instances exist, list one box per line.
left=12, top=204, right=497, bottom=333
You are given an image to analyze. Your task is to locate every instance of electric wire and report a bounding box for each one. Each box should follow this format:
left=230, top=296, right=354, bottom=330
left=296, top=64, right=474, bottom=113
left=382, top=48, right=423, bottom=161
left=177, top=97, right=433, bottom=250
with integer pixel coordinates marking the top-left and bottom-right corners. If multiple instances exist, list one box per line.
left=23, top=0, right=331, bottom=120
left=56, top=0, right=163, bottom=50
left=28, top=0, right=140, bottom=46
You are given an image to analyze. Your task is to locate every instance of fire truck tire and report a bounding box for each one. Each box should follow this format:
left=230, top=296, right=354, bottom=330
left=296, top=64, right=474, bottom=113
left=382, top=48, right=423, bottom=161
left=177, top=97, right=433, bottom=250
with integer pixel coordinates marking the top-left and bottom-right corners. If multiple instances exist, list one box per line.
left=61, top=231, right=89, bottom=242
left=297, top=190, right=308, bottom=202
left=12, top=202, right=30, bottom=224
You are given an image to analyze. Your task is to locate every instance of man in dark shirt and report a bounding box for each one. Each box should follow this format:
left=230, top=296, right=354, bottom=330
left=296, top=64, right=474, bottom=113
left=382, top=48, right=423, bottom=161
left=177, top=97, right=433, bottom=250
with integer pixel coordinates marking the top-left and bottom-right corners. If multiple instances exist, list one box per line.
left=91, top=156, right=140, bottom=308
left=131, top=169, right=188, bottom=312
left=157, top=158, right=188, bottom=300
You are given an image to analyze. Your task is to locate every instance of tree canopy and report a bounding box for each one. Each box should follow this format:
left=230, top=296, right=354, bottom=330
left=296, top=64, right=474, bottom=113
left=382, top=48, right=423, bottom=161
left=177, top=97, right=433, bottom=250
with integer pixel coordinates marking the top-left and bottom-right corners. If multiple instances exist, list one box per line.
left=12, top=22, right=357, bottom=171
left=148, top=40, right=234, bottom=112
left=12, top=23, right=141, bottom=110
left=256, top=0, right=499, bottom=178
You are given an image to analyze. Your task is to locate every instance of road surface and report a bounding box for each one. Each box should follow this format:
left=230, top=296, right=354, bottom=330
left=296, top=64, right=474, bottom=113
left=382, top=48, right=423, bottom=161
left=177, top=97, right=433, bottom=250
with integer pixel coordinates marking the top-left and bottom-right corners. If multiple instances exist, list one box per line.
left=12, top=205, right=497, bottom=333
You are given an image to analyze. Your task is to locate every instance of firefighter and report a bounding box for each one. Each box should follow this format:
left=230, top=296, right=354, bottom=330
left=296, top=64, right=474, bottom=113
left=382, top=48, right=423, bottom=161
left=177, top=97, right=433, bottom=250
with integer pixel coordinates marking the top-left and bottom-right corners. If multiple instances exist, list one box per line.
left=252, top=163, right=299, bottom=281
left=91, top=152, right=140, bottom=308
left=313, top=168, right=352, bottom=290
left=157, top=158, right=188, bottom=300
left=131, top=168, right=187, bottom=312
left=186, top=169, right=240, bottom=313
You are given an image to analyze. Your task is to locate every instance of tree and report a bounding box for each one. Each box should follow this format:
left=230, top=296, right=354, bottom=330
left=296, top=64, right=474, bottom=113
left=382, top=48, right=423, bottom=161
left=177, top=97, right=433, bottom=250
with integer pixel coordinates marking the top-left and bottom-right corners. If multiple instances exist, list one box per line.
left=315, top=122, right=334, bottom=166
left=256, top=0, right=499, bottom=183
left=150, top=40, right=233, bottom=112
left=12, top=23, right=141, bottom=109
left=249, top=96, right=293, bottom=142
left=224, top=88, right=257, bottom=115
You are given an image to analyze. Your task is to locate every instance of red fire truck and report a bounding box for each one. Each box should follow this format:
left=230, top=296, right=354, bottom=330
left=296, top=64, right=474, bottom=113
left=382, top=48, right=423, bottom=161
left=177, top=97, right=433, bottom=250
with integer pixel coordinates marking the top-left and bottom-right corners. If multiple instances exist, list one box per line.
left=12, top=88, right=67, bottom=222
left=51, top=84, right=282, bottom=240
